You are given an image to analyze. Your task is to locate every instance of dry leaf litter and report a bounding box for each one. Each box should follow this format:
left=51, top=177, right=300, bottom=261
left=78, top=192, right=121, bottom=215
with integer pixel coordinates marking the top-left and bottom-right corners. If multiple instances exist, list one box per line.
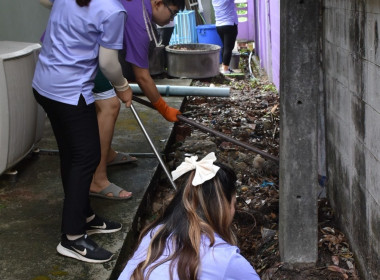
left=142, top=55, right=361, bottom=280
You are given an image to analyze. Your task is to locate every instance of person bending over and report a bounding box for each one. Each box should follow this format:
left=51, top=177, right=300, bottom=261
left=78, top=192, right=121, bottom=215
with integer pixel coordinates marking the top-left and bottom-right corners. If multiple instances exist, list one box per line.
left=89, top=0, right=185, bottom=199
left=119, top=0, right=185, bottom=122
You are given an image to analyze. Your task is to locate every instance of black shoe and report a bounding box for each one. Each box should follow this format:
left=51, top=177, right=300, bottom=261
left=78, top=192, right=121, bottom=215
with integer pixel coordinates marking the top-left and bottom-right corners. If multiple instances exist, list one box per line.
left=57, top=234, right=113, bottom=263
left=86, top=215, right=122, bottom=235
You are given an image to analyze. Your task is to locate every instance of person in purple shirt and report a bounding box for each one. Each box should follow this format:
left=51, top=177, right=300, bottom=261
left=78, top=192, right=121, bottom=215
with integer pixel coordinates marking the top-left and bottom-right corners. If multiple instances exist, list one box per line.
left=119, top=0, right=184, bottom=121
left=86, top=0, right=186, bottom=200
left=33, top=0, right=132, bottom=263
left=118, top=152, right=261, bottom=280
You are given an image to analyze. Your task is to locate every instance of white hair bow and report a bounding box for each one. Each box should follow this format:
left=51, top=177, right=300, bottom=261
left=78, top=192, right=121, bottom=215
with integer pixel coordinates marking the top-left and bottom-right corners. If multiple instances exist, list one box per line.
left=171, top=152, right=220, bottom=186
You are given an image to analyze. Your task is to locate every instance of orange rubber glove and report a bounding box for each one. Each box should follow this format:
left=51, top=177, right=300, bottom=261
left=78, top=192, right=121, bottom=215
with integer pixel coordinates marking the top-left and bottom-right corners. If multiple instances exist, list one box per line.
left=153, top=97, right=181, bottom=122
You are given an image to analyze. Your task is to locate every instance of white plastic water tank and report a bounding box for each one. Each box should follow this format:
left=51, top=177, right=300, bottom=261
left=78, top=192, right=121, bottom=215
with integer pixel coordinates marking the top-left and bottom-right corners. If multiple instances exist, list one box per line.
left=0, top=41, right=45, bottom=175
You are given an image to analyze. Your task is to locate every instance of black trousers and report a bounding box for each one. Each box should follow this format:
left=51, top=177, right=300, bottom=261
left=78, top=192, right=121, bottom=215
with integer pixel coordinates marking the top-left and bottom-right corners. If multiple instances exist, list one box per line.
left=216, top=24, right=238, bottom=66
left=33, top=89, right=100, bottom=235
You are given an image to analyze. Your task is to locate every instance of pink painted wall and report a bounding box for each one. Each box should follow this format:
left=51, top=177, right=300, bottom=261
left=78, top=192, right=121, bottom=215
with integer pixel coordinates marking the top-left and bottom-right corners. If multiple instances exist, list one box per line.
left=255, top=0, right=280, bottom=90
left=258, top=0, right=269, bottom=73
left=236, top=0, right=255, bottom=41
left=269, top=0, right=280, bottom=89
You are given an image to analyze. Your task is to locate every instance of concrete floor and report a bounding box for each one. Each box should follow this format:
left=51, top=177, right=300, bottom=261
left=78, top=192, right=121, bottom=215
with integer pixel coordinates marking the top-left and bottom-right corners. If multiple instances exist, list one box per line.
left=0, top=95, right=184, bottom=280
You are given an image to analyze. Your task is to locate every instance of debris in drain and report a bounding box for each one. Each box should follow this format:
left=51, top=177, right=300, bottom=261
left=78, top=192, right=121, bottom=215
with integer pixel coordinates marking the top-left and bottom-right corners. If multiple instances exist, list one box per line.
left=145, top=55, right=361, bottom=280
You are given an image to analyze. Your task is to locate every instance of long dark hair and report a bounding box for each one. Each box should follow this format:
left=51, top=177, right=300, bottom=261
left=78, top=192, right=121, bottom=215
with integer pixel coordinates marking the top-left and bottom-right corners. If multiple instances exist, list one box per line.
left=76, top=0, right=91, bottom=7
left=131, top=162, right=237, bottom=280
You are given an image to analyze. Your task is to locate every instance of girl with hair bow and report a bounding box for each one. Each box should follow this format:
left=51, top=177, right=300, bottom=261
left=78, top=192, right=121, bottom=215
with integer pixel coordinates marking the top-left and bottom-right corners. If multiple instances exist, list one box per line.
left=118, top=152, right=260, bottom=280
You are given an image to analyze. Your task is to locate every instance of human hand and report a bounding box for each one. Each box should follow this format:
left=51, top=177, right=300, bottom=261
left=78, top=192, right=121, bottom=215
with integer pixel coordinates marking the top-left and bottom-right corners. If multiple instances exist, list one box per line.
left=115, top=87, right=133, bottom=107
left=153, top=97, right=181, bottom=122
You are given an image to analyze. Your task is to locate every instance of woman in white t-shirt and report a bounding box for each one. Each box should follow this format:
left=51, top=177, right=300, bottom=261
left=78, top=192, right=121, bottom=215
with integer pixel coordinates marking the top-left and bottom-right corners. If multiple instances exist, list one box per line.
left=118, top=152, right=261, bottom=280
left=212, top=0, right=239, bottom=74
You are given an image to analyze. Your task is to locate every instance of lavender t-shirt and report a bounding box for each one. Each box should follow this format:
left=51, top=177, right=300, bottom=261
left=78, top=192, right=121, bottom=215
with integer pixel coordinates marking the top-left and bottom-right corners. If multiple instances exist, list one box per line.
left=118, top=227, right=261, bottom=280
left=32, top=0, right=126, bottom=105
left=120, top=0, right=152, bottom=69
left=212, top=0, right=238, bottom=27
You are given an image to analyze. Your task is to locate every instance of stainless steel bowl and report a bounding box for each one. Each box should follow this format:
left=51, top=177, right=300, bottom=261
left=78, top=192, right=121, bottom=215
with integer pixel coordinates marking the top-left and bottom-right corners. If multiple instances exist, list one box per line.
left=166, top=43, right=221, bottom=78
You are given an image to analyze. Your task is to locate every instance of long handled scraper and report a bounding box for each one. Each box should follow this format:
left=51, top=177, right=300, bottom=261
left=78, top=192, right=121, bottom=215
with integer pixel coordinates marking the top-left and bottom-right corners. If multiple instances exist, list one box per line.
left=130, top=104, right=177, bottom=191
left=132, top=96, right=279, bottom=163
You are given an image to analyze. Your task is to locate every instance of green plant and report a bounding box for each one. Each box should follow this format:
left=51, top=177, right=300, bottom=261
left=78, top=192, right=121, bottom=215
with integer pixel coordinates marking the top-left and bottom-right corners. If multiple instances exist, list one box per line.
left=262, top=83, right=277, bottom=92
left=249, top=78, right=259, bottom=88
left=236, top=3, right=247, bottom=8
left=237, top=10, right=248, bottom=15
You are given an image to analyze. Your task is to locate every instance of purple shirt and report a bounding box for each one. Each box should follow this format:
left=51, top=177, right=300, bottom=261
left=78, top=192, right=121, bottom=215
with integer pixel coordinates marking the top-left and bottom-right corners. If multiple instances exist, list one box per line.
left=121, top=0, right=152, bottom=69
left=118, top=227, right=261, bottom=280
left=32, top=0, right=126, bottom=105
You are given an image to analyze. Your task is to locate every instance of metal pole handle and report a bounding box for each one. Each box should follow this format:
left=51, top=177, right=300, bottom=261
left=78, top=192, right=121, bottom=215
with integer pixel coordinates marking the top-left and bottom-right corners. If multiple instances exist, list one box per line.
left=132, top=95, right=279, bottom=163
left=130, top=104, right=177, bottom=190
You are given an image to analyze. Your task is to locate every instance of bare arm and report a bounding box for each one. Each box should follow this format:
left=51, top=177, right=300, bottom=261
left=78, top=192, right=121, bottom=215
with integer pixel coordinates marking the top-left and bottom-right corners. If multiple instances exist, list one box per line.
left=132, top=65, right=160, bottom=103
left=132, top=65, right=180, bottom=122
left=40, top=0, right=53, bottom=9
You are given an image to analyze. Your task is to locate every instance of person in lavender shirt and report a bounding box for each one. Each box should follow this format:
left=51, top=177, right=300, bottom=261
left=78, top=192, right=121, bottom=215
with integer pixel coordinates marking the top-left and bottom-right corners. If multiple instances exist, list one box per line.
left=118, top=152, right=261, bottom=280
left=33, top=0, right=132, bottom=263
left=39, top=0, right=137, bottom=201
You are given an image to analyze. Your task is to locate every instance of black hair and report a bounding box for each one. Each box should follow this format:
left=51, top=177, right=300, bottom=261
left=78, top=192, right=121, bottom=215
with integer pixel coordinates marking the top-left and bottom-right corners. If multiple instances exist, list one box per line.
left=131, top=161, right=237, bottom=280
left=163, top=0, right=186, bottom=11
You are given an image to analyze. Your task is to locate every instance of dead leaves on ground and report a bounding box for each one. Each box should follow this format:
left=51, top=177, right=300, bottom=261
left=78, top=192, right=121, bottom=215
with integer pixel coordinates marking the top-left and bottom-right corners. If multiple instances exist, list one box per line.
left=159, top=60, right=361, bottom=279
left=319, top=226, right=359, bottom=279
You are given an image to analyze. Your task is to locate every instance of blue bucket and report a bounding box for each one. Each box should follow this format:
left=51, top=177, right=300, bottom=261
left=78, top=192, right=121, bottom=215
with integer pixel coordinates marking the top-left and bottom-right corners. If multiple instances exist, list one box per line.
left=196, top=24, right=223, bottom=63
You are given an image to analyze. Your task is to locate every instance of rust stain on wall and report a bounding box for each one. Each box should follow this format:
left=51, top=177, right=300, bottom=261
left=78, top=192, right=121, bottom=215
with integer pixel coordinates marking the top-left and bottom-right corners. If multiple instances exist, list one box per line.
left=375, top=20, right=379, bottom=56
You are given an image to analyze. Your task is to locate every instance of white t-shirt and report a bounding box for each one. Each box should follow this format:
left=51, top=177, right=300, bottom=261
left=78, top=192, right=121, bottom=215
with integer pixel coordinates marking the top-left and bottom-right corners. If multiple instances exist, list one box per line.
left=212, top=0, right=238, bottom=26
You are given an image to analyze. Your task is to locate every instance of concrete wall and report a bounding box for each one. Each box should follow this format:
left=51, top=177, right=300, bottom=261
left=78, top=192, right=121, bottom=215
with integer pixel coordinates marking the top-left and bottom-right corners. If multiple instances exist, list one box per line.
left=279, top=0, right=321, bottom=265
left=323, top=0, right=380, bottom=279
left=0, top=0, right=50, bottom=43
left=199, top=0, right=213, bottom=24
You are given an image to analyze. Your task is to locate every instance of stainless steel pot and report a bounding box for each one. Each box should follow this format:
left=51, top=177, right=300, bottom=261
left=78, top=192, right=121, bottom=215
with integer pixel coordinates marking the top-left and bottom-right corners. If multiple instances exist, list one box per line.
left=166, top=44, right=221, bottom=78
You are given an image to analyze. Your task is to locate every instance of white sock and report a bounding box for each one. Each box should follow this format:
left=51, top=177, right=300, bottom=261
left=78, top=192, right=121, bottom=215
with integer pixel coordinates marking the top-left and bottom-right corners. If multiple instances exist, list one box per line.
left=86, top=214, right=95, bottom=223
left=66, top=234, right=84, bottom=241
